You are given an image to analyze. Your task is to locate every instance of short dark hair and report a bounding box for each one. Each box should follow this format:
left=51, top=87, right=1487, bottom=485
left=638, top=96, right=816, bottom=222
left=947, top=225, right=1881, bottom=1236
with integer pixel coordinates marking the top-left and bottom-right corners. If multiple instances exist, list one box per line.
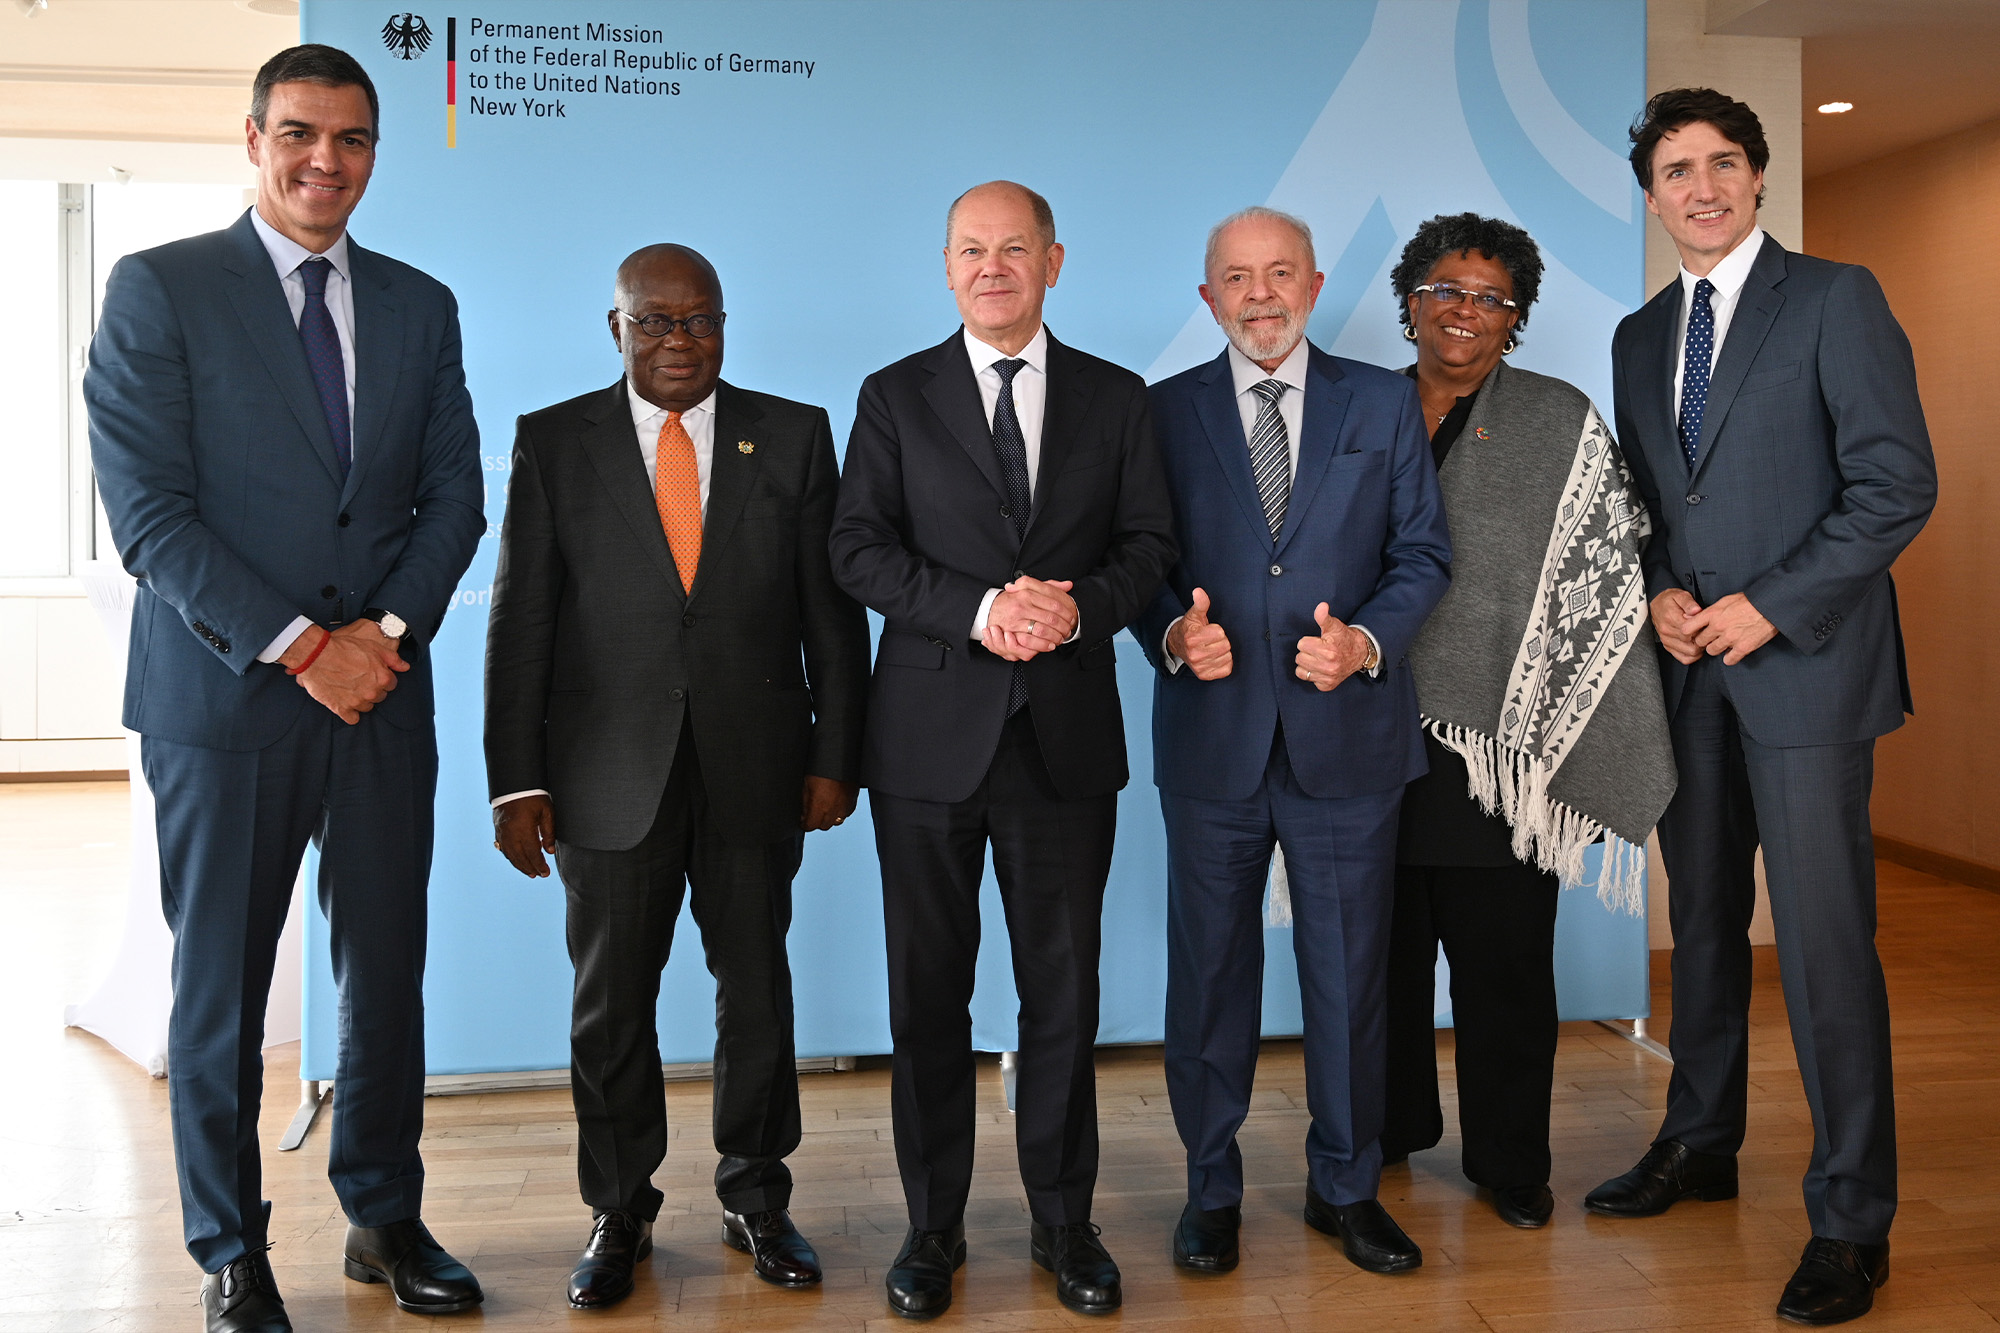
left=251, top=44, right=381, bottom=140
left=1390, top=213, right=1543, bottom=338
left=1628, top=87, right=1767, bottom=206
left=945, top=181, right=1056, bottom=249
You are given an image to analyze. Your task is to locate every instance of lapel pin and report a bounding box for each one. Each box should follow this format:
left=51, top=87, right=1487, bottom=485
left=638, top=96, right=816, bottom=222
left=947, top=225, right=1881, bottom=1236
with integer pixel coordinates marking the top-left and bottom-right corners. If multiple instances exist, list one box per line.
left=738, top=440, right=755, bottom=454
left=1474, top=426, right=1492, bottom=440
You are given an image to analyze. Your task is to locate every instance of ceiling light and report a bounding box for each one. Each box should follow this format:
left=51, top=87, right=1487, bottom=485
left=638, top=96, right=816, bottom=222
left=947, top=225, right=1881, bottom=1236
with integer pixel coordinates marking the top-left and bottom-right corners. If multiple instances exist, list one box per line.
left=1818, top=101, right=1854, bottom=115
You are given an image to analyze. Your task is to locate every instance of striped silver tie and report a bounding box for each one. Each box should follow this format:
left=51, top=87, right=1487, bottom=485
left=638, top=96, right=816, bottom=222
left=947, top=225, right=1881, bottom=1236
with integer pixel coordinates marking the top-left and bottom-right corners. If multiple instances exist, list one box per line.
left=1248, top=378, right=1291, bottom=538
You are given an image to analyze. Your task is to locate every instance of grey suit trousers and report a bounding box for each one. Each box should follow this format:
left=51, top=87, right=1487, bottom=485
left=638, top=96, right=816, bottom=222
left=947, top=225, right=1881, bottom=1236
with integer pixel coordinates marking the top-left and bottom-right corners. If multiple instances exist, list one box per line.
left=1656, top=657, right=1896, bottom=1243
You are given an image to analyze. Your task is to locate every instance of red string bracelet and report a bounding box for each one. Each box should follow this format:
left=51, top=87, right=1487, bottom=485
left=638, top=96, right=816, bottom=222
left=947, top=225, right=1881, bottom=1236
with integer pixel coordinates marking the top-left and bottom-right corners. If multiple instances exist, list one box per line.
left=285, top=626, right=332, bottom=676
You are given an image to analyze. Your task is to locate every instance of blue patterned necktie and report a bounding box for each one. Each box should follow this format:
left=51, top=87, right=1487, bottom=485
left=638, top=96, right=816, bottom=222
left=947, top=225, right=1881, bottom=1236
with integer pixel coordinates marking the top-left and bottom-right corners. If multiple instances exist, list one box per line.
left=1677, top=276, right=1717, bottom=470
left=1248, top=378, right=1292, bottom=538
left=298, top=256, right=351, bottom=478
left=990, top=358, right=1032, bottom=716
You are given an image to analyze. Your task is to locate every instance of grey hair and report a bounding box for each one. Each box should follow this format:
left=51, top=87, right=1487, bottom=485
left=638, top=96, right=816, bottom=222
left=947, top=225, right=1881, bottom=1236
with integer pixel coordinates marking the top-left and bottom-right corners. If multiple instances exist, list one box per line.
left=1204, top=206, right=1315, bottom=280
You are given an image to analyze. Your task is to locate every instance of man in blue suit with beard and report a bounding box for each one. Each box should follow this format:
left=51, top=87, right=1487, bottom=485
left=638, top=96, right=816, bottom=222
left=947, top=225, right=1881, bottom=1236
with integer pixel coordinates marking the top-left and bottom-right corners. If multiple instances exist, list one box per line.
left=1136, top=206, right=1451, bottom=1279
left=86, top=45, right=484, bottom=1333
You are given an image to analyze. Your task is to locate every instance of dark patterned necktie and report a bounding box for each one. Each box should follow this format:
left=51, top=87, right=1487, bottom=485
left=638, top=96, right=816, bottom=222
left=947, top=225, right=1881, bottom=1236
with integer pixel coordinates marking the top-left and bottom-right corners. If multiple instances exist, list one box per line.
left=1248, top=378, right=1291, bottom=538
left=298, top=256, right=351, bottom=478
left=991, top=358, right=1031, bottom=715
left=1677, top=276, right=1716, bottom=469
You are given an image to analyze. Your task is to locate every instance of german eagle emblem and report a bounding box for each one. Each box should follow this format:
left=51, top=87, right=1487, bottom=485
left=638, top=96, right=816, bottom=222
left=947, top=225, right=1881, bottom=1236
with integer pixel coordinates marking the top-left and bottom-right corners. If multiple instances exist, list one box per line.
left=381, top=13, right=433, bottom=60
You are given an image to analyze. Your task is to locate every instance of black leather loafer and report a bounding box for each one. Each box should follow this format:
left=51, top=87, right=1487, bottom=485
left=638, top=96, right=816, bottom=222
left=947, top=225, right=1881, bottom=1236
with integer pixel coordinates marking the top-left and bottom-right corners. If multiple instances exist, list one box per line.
left=885, top=1224, right=965, bottom=1320
left=722, top=1208, right=822, bottom=1287
left=1303, top=1187, right=1422, bottom=1273
left=1776, top=1236, right=1889, bottom=1326
left=1030, top=1221, right=1121, bottom=1315
left=1171, top=1201, right=1242, bottom=1272
left=201, top=1249, right=291, bottom=1333
left=1490, top=1183, right=1556, bottom=1229
left=567, top=1209, right=653, bottom=1310
left=343, top=1218, right=483, bottom=1314
left=1584, top=1139, right=1738, bottom=1217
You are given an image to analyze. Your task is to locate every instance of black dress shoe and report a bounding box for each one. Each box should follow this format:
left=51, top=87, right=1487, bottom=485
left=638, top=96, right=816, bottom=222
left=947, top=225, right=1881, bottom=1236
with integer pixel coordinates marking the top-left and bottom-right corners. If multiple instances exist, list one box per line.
left=1584, top=1139, right=1738, bottom=1217
left=885, top=1224, right=965, bottom=1320
left=201, top=1249, right=291, bottom=1333
left=1776, top=1236, right=1889, bottom=1326
left=343, top=1218, right=483, bottom=1314
left=1490, top=1183, right=1556, bottom=1229
left=567, top=1209, right=653, bottom=1310
left=1030, top=1221, right=1121, bottom=1315
left=722, top=1208, right=822, bottom=1287
left=1171, top=1201, right=1241, bottom=1272
left=1303, top=1187, right=1422, bottom=1273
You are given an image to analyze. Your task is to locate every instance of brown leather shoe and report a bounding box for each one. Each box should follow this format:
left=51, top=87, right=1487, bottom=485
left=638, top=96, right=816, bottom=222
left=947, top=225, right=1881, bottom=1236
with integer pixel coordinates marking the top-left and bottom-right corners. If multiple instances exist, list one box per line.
left=567, top=1209, right=653, bottom=1310
left=721, top=1208, right=822, bottom=1287
left=1776, top=1236, right=1889, bottom=1325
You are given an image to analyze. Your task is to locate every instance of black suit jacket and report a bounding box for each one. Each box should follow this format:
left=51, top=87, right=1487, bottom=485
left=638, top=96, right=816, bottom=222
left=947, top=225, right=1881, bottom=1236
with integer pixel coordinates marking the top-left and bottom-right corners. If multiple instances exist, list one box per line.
left=1614, top=235, right=1935, bottom=746
left=485, top=379, right=870, bottom=849
left=829, top=329, right=1176, bottom=803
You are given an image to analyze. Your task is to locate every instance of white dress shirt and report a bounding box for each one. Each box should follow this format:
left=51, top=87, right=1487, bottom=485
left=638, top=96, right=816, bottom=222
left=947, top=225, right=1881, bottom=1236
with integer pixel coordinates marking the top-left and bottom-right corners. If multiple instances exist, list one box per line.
left=251, top=208, right=359, bottom=664
left=963, top=325, right=1077, bottom=642
left=1163, top=337, right=1380, bottom=675
left=492, top=381, right=720, bottom=811
left=1672, top=225, right=1765, bottom=412
left=628, top=380, right=717, bottom=514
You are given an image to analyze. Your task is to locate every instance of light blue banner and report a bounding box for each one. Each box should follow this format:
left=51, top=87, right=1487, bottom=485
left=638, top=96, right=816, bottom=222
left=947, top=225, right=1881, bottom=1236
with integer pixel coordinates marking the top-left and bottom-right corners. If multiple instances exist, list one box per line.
left=301, top=0, right=1650, bottom=1078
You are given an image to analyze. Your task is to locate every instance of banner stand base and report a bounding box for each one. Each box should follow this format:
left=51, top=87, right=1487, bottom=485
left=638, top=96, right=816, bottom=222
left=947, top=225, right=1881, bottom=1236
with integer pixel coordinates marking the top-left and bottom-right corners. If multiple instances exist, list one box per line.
left=1596, top=1019, right=1672, bottom=1063
left=279, top=1081, right=328, bottom=1152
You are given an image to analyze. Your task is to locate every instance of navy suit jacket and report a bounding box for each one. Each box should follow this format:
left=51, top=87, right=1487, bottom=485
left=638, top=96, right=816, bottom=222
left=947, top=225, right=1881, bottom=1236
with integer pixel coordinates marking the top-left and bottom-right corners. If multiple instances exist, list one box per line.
left=1136, top=344, right=1451, bottom=802
left=1613, top=234, right=1935, bottom=747
left=86, top=209, right=484, bottom=751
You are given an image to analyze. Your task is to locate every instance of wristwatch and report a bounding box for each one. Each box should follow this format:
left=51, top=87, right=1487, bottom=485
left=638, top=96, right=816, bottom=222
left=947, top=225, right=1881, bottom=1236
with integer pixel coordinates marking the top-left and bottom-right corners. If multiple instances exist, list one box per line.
left=359, top=608, right=409, bottom=641
left=1358, top=634, right=1381, bottom=673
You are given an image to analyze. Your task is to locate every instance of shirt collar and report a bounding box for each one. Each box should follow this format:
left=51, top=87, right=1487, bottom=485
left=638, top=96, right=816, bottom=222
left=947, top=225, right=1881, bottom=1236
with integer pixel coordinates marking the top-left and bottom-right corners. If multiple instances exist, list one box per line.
left=962, top=324, right=1048, bottom=377
left=1227, top=335, right=1311, bottom=399
left=1680, top=225, right=1764, bottom=302
left=626, top=379, right=716, bottom=426
left=248, top=205, right=352, bottom=285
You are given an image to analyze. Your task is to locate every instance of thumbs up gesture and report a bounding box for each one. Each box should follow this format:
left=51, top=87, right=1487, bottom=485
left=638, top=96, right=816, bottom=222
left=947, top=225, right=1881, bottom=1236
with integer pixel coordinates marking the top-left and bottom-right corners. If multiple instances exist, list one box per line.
left=1294, top=602, right=1371, bottom=692
left=1167, top=587, right=1234, bottom=680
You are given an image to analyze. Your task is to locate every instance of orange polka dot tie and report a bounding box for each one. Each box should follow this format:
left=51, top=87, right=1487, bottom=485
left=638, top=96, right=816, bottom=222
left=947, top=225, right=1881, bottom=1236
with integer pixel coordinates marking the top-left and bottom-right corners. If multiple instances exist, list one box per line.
left=654, top=411, right=701, bottom=593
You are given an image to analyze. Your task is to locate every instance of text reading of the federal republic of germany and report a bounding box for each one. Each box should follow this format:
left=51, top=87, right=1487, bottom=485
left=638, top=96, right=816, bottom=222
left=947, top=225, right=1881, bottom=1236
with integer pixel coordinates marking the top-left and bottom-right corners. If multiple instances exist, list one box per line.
left=462, top=17, right=816, bottom=113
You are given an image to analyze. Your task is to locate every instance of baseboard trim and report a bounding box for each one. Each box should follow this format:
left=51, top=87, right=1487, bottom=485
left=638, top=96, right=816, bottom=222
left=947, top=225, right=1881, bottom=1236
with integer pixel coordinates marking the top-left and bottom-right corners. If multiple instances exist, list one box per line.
left=1875, top=834, right=2000, bottom=893
left=0, top=770, right=127, bottom=784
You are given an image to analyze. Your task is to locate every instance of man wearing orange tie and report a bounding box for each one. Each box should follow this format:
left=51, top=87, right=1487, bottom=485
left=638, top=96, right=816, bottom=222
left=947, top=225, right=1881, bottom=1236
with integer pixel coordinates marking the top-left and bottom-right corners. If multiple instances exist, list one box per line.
left=484, top=244, right=870, bottom=1310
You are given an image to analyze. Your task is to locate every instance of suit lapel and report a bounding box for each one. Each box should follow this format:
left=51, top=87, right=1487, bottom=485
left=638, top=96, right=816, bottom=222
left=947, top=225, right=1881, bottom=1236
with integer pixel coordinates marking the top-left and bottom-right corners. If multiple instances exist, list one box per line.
left=920, top=332, right=1006, bottom=500
left=1691, top=235, right=1787, bottom=481
left=1026, top=333, right=1092, bottom=540
left=1276, top=347, right=1352, bottom=558
left=579, top=380, right=684, bottom=596
left=693, top=382, right=765, bottom=598
left=1193, top=352, right=1274, bottom=548
left=1633, top=279, right=1688, bottom=479
left=342, top=242, right=405, bottom=505
left=218, top=214, right=345, bottom=487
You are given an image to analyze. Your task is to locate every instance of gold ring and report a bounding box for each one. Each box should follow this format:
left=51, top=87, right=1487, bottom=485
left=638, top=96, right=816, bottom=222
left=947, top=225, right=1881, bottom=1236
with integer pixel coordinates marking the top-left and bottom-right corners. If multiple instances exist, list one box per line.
left=834, top=816, right=845, bottom=825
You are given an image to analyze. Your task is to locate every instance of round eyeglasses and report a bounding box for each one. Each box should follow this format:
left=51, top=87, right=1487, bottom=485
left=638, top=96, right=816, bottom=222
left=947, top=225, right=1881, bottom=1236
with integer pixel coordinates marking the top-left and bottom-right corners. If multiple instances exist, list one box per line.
left=1412, top=283, right=1518, bottom=314
left=616, top=310, right=726, bottom=339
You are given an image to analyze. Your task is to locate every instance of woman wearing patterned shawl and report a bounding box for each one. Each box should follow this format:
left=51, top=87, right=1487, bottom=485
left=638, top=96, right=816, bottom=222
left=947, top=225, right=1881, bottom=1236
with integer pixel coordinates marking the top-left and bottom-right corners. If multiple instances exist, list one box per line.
left=1378, top=214, right=1677, bottom=1230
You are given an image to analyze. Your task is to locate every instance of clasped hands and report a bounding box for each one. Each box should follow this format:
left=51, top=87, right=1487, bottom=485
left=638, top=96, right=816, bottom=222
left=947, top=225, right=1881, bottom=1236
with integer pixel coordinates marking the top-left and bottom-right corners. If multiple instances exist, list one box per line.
left=1167, top=587, right=1371, bottom=691
left=981, top=576, right=1078, bottom=662
left=1651, top=588, right=1776, bottom=666
left=279, top=619, right=407, bottom=724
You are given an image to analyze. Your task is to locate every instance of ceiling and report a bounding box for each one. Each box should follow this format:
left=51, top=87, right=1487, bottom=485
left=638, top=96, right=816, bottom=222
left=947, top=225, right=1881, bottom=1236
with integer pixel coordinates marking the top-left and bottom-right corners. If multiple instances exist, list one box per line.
left=1708, top=0, right=2000, bottom=178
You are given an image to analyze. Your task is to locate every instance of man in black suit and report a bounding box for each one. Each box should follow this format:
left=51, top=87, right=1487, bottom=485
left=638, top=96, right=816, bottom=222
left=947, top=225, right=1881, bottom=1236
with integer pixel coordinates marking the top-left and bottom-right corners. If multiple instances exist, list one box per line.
left=1585, top=90, right=1935, bottom=1326
left=829, top=181, right=1175, bottom=1320
left=485, top=244, right=870, bottom=1310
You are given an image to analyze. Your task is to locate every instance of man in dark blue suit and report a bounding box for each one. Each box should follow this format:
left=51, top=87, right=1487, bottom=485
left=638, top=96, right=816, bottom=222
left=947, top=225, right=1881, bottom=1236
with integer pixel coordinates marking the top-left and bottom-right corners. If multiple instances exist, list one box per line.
left=86, top=46, right=485, bottom=1333
left=1585, top=90, right=1935, bottom=1327
left=1136, top=207, right=1451, bottom=1277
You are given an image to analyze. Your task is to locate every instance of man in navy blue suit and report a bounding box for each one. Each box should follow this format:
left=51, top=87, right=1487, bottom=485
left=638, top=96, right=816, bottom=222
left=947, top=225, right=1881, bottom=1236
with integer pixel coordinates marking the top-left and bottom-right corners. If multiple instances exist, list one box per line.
left=1136, top=207, right=1451, bottom=1278
left=86, top=46, right=485, bottom=1333
left=1586, top=89, right=1935, bottom=1327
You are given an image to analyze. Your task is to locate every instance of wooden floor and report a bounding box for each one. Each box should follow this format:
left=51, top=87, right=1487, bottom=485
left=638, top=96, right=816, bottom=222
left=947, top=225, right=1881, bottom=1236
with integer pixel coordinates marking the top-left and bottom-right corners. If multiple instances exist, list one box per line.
left=3, top=780, right=1997, bottom=1331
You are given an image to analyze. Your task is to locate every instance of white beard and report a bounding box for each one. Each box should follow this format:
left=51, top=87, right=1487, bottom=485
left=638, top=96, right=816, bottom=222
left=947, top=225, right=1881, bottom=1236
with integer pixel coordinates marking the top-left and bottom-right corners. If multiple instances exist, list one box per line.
left=1223, top=301, right=1307, bottom=364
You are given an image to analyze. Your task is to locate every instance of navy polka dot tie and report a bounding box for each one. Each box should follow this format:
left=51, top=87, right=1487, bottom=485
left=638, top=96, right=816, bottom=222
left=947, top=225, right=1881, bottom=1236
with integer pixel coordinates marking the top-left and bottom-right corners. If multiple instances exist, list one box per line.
left=298, top=256, right=351, bottom=479
left=1677, top=277, right=1716, bottom=470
